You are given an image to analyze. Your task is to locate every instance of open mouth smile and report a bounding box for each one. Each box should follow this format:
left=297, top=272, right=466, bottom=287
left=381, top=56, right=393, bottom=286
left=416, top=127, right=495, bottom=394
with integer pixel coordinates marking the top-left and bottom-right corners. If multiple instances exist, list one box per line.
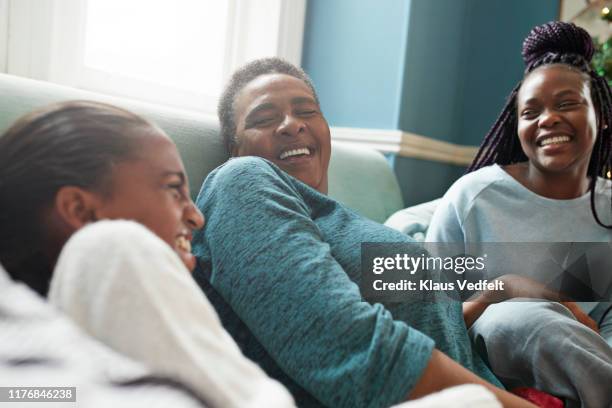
left=175, top=235, right=192, bottom=253
left=278, top=146, right=313, bottom=160
left=537, top=135, right=571, bottom=147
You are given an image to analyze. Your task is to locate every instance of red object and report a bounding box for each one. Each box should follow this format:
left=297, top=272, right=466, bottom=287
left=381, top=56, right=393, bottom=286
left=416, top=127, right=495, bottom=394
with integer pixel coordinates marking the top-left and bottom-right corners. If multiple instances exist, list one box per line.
left=511, top=387, right=564, bottom=408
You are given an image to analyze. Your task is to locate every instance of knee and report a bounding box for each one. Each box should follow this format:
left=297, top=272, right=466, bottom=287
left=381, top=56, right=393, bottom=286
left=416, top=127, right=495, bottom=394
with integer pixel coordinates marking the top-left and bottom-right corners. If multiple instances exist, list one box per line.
left=472, top=301, right=576, bottom=340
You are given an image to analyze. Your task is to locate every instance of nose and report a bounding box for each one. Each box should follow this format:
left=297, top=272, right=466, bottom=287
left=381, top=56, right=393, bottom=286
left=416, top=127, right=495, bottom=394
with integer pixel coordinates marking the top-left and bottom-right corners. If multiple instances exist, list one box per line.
left=538, top=108, right=561, bottom=128
left=184, top=201, right=205, bottom=231
left=276, top=114, right=305, bottom=137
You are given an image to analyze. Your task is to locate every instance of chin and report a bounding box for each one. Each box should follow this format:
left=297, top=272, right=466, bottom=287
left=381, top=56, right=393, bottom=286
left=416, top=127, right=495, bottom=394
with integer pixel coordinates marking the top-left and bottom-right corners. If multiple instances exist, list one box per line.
left=302, top=178, right=320, bottom=191
left=286, top=170, right=313, bottom=186
left=301, top=178, right=316, bottom=189
left=536, top=160, right=578, bottom=173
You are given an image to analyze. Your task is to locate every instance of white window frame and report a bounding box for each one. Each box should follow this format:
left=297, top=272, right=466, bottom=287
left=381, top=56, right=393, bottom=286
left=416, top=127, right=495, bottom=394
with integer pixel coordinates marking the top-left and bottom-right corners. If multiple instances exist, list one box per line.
left=0, top=0, right=8, bottom=73
left=0, top=0, right=307, bottom=114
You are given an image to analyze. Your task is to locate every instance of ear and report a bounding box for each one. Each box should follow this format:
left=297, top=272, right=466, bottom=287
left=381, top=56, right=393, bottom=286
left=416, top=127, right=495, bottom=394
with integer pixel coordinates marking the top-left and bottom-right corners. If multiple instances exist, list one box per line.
left=54, top=186, right=102, bottom=230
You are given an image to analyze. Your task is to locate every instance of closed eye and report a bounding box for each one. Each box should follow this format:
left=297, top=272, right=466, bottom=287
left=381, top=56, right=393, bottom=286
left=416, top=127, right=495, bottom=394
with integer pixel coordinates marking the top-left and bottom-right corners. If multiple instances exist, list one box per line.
left=520, top=109, right=539, bottom=119
left=296, top=110, right=317, bottom=117
left=253, top=117, right=275, bottom=126
left=246, top=116, right=278, bottom=129
left=558, top=100, right=580, bottom=109
left=167, top=183, right=187, bottom=200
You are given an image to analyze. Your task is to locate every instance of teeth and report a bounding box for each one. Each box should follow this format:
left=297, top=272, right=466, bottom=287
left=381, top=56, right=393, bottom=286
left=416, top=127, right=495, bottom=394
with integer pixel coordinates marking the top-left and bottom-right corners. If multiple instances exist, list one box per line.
left=176, top=236, right=191, bottom=252
left=540, top=136, right=570, bottom=146
left=279, top=147, right=310, bottom=160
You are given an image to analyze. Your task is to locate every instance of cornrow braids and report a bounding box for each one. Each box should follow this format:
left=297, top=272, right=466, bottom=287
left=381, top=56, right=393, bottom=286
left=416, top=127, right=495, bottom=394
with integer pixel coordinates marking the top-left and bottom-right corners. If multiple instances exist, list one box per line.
left=468, top=21, right=612, bottom=229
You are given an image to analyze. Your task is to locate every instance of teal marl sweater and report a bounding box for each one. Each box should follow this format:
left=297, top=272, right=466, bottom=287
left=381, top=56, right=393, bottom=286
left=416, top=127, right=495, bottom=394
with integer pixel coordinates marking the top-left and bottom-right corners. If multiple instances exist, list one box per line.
left=192, top=157, right=500, bottom=408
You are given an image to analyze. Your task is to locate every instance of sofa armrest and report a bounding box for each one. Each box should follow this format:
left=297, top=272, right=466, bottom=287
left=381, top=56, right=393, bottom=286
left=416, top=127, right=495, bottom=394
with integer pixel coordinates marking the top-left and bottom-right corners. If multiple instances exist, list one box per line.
left=384, top=198, right=442, bottom=240
left=328, top=142, right=404, bottom=224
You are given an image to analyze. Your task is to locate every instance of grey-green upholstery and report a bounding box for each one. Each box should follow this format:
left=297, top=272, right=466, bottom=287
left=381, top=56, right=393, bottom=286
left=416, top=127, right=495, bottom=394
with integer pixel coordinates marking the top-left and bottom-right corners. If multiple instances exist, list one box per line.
left=327, top=144, right=404, bottom=223
left=0, top=73, right=404, bottom=223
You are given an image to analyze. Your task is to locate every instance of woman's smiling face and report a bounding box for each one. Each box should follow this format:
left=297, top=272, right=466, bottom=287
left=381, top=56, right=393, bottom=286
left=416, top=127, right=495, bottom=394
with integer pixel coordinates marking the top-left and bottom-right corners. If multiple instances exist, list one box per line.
left=232, top=73, right=331, bottom=193
left=93, top=131, right=204, bottom=270
left=516, top=65, right=597, bottom=177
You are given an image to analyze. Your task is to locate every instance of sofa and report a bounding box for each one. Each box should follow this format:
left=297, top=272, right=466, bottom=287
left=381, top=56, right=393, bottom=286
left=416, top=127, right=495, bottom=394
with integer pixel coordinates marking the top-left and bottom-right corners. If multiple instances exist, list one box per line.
left=0, top=73, right=508, bottom=407
left=0, top=73, right=406, bottom=225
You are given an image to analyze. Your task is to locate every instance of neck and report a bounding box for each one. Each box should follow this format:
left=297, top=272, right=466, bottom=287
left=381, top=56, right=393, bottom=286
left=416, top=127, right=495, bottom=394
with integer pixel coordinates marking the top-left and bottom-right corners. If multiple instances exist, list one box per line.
left=506, top=162, right=591, bottom=199
left=316, top=175, right=329, bottom=195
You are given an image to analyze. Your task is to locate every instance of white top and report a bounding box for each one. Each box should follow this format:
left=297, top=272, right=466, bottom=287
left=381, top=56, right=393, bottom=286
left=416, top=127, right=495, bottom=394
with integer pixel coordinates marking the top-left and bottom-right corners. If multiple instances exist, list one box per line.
left=0, top=264, right=204, bottom=408
left=48, top=221, right=295, bottom=408
left=426, top=164, right=612, bottom=243
left=426, top=164, right=612, bottom=313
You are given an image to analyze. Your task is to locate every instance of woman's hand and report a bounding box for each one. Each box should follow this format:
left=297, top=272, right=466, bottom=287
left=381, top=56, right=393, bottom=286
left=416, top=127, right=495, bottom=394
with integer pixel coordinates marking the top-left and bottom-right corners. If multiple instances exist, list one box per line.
left=489, top=274, right=561, bottom=303
left=464, top=275, right=600, bottom=333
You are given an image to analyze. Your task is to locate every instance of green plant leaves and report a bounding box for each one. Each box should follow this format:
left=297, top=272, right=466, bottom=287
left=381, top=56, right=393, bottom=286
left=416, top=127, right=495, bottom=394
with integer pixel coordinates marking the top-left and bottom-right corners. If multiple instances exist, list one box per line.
left=592, top=36, right=612, bottom=87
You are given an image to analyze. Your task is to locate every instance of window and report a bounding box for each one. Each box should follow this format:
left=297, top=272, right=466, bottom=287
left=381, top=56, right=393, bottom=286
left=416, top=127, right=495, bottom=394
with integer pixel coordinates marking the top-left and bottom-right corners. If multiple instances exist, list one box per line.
left=0, top=1, right=7, bottom=73
left=1, top=0, right=306, bottom=113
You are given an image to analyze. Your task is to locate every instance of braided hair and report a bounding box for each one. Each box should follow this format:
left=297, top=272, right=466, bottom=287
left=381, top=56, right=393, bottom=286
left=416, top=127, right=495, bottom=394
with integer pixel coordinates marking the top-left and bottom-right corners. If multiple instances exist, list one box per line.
left=468, top=21, right=612, bottom=228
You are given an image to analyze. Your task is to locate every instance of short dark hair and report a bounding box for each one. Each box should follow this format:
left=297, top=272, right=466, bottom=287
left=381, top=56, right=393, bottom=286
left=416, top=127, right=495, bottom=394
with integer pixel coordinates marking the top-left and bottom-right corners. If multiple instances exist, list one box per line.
left=0, top=100, right=156, bottom=295
left=468, top=21, right=612, bottom=228
left=217, top=57, right=319, bottom=154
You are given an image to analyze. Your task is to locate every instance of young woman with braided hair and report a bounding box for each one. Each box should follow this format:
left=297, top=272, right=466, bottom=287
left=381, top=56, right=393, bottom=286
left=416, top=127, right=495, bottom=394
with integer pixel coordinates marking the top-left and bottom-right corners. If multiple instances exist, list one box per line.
left=469, top=22, right=612, bottom=225
left=427, top=21, right=612, bottom=407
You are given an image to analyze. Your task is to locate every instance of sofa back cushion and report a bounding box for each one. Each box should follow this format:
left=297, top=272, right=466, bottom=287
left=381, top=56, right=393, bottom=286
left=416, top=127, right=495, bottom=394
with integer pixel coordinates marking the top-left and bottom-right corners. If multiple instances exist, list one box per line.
left=328, top=143, right=404, bottom=223
left=0, top=73, right=225, bottom=199
left=0, top=73, right=404, bottom=223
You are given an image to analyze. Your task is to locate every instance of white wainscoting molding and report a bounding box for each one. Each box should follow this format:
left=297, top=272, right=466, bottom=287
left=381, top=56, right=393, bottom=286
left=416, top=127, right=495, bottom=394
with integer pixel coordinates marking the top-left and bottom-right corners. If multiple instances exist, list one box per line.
left=331, top=127, right=478, bottom=166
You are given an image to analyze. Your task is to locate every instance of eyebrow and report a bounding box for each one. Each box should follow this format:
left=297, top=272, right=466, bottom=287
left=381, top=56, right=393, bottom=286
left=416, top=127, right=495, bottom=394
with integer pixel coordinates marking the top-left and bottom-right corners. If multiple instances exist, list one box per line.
left=245, top=96, right=319, bottom=121
left=161, top=171, right=186, bottom=183
left=291, top=96, right=317, bottom=105
left=244, top=103, right=276, bottom=123
left=520, top=97, right=540, bottom=106
left=554, top=89, right=581, bottom=98
left=521, top=89, right=582, bottom=106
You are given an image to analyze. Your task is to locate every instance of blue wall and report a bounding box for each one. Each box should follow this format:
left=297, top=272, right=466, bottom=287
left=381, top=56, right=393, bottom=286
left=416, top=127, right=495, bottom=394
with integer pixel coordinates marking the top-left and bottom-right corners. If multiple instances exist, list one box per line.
left=398, top=0, right=559, bottom=145
left=303, top=0, right=558, bottom=144
left=302, top=0, right=559, bottom=206
left=399, top=0, right=469, bottom=142
left=302, top=0, right=411, bottom=129
left=456, top=0, right=560, bottom=145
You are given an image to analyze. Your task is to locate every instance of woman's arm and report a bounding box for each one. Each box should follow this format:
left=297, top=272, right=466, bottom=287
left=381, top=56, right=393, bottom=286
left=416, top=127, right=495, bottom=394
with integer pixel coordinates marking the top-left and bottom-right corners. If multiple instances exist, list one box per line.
left=195, top=158, right=439, bottom=407
left=408, top=350, right=536, bottom=408
left=463, top=296, right=494, bottom=329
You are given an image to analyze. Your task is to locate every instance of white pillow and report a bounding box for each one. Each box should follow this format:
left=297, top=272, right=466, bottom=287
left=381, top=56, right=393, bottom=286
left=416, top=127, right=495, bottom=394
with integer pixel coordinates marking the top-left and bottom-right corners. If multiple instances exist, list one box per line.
left=384, top=199, right=442, bottom=241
